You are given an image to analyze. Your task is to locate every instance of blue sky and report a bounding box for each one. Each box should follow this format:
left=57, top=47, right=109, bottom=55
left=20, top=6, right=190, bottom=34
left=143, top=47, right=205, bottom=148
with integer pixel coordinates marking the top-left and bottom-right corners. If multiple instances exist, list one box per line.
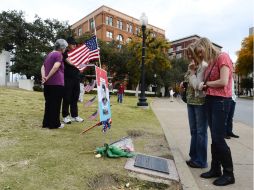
left=1, top=0, right=253, bottom=62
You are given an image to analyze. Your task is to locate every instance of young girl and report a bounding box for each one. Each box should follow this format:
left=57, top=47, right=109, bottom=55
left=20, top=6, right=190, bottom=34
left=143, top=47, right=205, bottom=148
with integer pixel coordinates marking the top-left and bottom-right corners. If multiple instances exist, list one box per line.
left=184, top=43, right=208, bottom=168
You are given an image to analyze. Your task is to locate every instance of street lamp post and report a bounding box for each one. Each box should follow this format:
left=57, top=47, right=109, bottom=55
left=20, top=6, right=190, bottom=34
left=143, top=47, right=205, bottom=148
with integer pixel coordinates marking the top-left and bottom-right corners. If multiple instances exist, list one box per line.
left=237, top=74, right=240, bottom=97
left=154, top=73, right=157, bottom=96
left=137, top=13, right=148, bottom=107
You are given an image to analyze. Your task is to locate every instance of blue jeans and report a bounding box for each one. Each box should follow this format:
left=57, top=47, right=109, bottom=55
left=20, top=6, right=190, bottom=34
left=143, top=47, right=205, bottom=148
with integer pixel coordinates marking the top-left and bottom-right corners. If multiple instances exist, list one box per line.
left=117, top=93, right=123, bottom=103
left=206, top=96, right=231, bottom=152
left=187, top=104, right=208, bottom=167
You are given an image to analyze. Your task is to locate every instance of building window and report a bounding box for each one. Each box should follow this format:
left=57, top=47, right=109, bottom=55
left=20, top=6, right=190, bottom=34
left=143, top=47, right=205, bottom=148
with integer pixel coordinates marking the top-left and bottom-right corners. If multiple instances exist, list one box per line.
left=135, top=27, right=140, bottom=34
left=78, top=28, right=82, bottom=36
left=106, top=31, right=113, bottom=39
left=169, top=55, right=174, bottom=59
left=176, top=45, right=182, bottom=51
left=117, top=20, right=123, bottom=30
left=168, top=48, right=173, bottom=53
left=106, top=16, right=113, bottom=26
left=129, top=24, right=133, bottom=33
left=176, top=53, right=182, bottom=59
left=89, top=19, right=95, bottom=30
left=151, top=33, right=157, bottom=38
left=126, top=37, right=132, bottom=43
left=127, top=23, right=133, bottom=33
left=116, top=34, right=123, bottom=42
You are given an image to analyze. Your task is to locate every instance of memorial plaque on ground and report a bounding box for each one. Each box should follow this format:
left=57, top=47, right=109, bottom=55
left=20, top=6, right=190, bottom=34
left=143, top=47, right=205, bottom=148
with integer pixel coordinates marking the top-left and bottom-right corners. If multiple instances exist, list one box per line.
left=134, top=154, right=169, bottom=174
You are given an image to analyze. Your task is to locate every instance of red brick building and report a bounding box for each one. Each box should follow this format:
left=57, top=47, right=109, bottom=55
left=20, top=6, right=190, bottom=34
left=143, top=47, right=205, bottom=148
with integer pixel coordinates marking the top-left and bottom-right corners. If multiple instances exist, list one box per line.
left=168, top=35, right=222, bottom=59
left=71, top=5, right=165, bottom=43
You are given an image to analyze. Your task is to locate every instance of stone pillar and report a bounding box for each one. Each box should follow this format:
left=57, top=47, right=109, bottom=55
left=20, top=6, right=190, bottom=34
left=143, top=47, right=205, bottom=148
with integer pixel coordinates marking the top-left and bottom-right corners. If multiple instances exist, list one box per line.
left=0, top=50, right=11, bottom=86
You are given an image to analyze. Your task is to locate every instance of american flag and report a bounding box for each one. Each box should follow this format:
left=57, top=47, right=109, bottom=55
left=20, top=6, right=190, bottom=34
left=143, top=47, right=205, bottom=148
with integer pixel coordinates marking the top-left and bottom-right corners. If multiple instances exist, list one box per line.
left=88, top=110, right=98, bottom=120
left=67, top=36, right=99, bottom=71
left=84, top=96, right=97, bottom=107
left=84, top=80, right=96, bottom=92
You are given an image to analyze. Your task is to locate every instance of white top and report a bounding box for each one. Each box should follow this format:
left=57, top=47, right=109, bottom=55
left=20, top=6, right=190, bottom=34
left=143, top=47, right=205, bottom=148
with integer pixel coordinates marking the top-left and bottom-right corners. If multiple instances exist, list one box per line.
left=188, top=61, right=208, bottom=98
left=232, top=77, right=237, bottom=102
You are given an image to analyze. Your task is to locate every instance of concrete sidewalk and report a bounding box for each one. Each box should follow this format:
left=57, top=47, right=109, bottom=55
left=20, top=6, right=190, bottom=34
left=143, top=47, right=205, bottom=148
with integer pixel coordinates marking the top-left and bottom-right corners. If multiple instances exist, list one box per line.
left=151, top=98, right=253, bottom=190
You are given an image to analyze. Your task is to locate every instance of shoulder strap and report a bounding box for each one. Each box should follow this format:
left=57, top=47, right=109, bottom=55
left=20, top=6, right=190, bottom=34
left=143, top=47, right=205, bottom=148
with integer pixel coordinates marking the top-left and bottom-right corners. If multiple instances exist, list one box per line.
left=203, top=61, right=217, bottom=85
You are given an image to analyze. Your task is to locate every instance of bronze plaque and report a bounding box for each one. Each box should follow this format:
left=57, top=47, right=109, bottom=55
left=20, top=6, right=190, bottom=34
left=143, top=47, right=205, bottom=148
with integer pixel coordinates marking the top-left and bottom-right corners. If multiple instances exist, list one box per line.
left=134, top=154, right=169, bottom=174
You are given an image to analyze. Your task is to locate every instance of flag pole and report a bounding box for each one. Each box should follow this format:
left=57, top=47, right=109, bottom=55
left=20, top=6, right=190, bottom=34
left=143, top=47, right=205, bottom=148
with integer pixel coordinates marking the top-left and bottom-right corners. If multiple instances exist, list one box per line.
left=80, top=121, right=101, bottom=134
left=93, top=16, right=102, bottom=68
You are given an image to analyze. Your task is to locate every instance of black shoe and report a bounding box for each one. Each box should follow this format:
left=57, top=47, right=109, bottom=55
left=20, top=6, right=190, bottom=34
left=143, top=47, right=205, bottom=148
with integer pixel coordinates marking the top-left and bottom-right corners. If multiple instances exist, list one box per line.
left=228, top=133, right=239, bottom=138
left=213, top=174, right=235, bottom=186
left=200, top=170, right=222, bottom=178
left=225, top=135, right=231, bottom=139
left=186, top=160, right=202, bottom=168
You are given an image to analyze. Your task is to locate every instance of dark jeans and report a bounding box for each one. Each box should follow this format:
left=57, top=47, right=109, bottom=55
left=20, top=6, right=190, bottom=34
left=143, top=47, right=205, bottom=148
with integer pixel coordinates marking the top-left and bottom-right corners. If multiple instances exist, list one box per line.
left=187, top=104, right=208, bottom=167
left=206, top=95, right=231, bottom=153
left=117, top=93, right=123, bottom=103
left=43, top=85, right=64, bottom=129
left=225, top=100, right=236, bottom=135
left=62, top=79, right=80, bottom=118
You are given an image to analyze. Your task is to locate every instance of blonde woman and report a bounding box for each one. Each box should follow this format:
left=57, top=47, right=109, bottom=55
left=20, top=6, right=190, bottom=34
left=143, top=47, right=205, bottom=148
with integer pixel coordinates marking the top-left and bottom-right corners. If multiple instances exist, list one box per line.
left=183, top=43, right=208, bottom=169
left=194, top=37, right=235, bottom=186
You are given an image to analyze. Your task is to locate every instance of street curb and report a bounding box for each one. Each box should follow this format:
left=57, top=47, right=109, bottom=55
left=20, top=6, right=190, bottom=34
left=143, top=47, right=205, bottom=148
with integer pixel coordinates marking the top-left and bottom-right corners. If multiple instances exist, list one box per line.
left=162, top=125, right=200, bottom=190
left=151, top=101, right=200, bottom=190
left=163, top=126, right=199, bottom=190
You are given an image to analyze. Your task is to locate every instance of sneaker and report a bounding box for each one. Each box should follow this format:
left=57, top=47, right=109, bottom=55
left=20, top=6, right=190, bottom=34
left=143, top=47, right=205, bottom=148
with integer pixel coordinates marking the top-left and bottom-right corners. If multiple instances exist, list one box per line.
left=58, top=124, right=64, bottom=129
left=71, top=116, right=84, bottom=122
left=63, top=116, right=72, bottom=124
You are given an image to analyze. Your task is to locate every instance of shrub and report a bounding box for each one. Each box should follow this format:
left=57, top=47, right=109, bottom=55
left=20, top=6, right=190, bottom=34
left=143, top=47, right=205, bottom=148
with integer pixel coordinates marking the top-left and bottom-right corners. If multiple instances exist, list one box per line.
left=33, top=84, right=43, bottom=92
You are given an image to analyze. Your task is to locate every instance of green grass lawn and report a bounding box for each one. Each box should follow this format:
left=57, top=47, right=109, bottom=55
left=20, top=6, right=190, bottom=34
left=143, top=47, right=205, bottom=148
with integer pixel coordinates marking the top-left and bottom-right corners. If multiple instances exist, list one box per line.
left=0, top=88, right=178, bottom=190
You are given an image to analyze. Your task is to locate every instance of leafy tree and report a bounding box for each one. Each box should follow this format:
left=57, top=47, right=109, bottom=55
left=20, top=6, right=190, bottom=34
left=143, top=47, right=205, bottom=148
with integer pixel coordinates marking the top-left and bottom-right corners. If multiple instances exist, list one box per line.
left=158, top=58, right=188, bottom=96
left=0, top=10, right=71, bottom=83
left=236, top=35, right=253, bottom=76
left=126, top=29, right=171, bottom=89
left=0, top=10, right=27, bottom=51
left=240, top=77, right=253, bottom=96
left=100, top=41, right=129, bottom=85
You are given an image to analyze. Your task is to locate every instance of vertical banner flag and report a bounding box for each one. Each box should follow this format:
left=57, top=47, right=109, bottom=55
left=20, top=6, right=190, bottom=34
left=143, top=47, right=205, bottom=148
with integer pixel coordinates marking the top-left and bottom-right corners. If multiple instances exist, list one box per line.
left=67, top=36, right=99, bottom=71
left=95, top=66, right=111, bottom=122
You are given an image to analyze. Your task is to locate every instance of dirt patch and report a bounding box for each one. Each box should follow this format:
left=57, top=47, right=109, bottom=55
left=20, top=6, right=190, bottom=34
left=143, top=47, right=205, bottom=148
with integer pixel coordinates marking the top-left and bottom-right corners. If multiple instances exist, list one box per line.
left=126, top=131, right=174, bottom=161
left=127, top=129, right=145, bottom=138
left=0, top=138, right=17, bottom=148
left=86, top=172, right=174, bottom=190
left=142, top=134, right=172, bottom=158
left=0, top=160, right=30, bottom=173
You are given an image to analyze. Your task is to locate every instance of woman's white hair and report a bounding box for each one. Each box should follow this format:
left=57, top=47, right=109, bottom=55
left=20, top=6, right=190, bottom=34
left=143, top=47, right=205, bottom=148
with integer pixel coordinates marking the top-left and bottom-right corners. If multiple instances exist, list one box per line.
left=54, top=39, right=68, bottom=50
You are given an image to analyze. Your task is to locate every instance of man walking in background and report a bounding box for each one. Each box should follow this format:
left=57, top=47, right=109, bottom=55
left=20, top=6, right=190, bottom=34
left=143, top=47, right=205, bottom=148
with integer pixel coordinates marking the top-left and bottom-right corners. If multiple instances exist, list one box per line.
left=225, top=78, right=239, bottom=139
left=117, top=83, right=125, bottom=103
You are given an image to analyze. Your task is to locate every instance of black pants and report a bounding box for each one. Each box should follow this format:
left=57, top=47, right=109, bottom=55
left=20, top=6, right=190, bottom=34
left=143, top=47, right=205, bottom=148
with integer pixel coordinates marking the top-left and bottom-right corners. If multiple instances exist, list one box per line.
left=43, top=85, right=64, bottom=129
left=206, top=96, right=231, bottom=149
left=225, top=99, right=236, bottom=135
left=62, top=79, right=80, bottom=118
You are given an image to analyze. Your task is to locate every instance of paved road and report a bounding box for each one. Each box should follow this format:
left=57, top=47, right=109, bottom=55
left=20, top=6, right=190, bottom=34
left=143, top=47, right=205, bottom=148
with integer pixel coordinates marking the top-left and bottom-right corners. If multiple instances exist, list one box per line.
left=151, top=98, right=253, bottom=190
left=234, top=98, right=253, bottom=127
